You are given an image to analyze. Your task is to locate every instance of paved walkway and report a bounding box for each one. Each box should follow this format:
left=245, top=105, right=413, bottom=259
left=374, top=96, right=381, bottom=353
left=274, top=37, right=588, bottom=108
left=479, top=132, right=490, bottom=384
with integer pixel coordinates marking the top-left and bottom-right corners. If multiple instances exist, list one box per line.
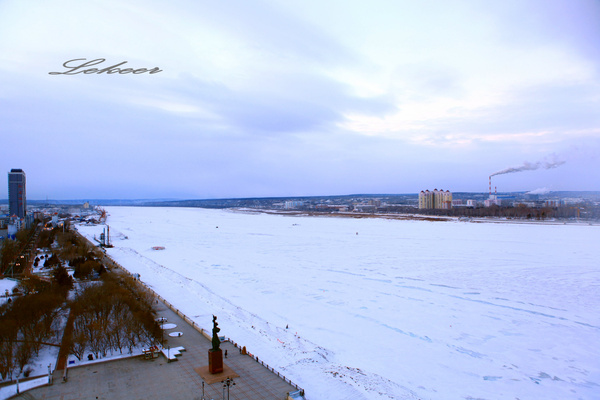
left=13, top=297, right=301, bottom=400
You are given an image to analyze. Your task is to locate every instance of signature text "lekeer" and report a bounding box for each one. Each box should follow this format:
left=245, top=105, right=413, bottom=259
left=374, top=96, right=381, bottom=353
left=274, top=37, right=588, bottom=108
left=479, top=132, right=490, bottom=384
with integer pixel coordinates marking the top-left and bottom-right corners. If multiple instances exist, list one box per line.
left=49, top=58, right=162, bottom=75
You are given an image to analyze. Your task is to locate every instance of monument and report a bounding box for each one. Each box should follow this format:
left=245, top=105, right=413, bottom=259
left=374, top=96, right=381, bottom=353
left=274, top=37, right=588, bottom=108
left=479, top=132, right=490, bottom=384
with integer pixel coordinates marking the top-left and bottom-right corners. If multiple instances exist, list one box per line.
left=208, top=315, right=223, bottom=374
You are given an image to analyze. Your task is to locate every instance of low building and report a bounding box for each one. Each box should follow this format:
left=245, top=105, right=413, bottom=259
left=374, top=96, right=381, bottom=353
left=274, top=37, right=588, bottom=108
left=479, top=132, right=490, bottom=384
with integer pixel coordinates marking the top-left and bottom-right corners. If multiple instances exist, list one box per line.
left=284, top=201, right=304, bottom=210
left=544, top=200, right=560, bottom=207
left=513, top=201, right=537, bottom=208
left=484, top=199, right=501, bottom=207
left=353, top=204, right=377, bottom=213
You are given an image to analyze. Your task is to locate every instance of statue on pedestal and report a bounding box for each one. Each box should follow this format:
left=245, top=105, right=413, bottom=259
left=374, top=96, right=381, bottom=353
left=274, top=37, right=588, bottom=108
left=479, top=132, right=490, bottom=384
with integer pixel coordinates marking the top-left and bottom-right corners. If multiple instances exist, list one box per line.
left=208, top=315, right=223, bottom=373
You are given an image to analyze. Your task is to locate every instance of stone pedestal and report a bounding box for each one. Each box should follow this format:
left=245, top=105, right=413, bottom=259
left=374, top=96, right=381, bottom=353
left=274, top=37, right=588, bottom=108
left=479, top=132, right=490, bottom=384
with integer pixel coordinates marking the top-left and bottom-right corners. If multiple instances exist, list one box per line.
left=208, top=349, right=223, bottom=374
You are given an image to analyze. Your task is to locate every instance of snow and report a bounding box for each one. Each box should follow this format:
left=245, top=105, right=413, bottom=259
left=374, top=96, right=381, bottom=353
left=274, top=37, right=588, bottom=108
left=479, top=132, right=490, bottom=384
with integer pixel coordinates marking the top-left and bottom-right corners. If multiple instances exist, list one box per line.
left=0, top=278, right=17, bottom=301
left=65, top=347, right=145, bottom=368
left=76, top=207, right=600, bottom=400
left=19, top=344, right=60, bottom=379
left=0, top=278, right=63, bottom=388
left=0, top=309, right=64, bottom=385
left=0, top=376, right=49, bottom=400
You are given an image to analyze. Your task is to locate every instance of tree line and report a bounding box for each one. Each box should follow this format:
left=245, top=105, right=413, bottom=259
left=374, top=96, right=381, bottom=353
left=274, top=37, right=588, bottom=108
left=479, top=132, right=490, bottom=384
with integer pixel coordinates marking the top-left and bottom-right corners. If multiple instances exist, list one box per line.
left=0, top=224, right=38, bottom=276
left=2, top=223, right=160, bottom=381
left=67, top=274, right=161, bottom=361
left=377, top=204, right=583, bottom=219
left=0, top=286, right=66, bottom=380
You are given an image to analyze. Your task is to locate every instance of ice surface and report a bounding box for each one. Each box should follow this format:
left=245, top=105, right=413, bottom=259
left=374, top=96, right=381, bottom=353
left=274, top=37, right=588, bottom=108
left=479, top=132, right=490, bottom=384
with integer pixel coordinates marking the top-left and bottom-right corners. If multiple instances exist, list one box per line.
left=77, top=207, right=600, bottom=400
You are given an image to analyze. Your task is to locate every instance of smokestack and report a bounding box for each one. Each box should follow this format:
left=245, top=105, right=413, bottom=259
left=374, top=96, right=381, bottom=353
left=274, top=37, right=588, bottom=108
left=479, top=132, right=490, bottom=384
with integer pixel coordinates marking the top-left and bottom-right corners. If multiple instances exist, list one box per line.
left=489, top=176, right=491, bottom=196
left=495, top=186, right=497, bottom=195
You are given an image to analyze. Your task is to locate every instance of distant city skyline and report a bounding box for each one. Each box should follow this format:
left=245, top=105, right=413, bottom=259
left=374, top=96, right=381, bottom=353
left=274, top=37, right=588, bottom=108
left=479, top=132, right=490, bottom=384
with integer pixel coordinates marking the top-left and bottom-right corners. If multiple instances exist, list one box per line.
left=1, top=0, right=599, bottom=200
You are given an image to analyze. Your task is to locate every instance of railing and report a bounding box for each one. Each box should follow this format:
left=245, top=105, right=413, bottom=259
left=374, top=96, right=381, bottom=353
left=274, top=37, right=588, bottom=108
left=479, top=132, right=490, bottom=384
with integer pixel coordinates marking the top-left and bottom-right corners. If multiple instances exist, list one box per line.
left=75, top=231, right=306, bottom=395
left=227, top=339, right=303, bottom=392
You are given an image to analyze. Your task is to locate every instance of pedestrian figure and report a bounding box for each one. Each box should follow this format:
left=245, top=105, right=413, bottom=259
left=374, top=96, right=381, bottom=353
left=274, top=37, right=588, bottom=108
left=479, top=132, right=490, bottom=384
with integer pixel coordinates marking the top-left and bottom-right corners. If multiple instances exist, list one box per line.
left=286, top=324, right=288, bottom=329
left=225, top=350, right=228, bottom=358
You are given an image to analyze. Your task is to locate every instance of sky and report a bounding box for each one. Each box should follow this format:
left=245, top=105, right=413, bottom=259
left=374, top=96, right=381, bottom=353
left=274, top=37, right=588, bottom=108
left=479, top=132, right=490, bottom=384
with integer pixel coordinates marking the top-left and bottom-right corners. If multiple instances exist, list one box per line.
left=1, top=0, right=599, bottom=200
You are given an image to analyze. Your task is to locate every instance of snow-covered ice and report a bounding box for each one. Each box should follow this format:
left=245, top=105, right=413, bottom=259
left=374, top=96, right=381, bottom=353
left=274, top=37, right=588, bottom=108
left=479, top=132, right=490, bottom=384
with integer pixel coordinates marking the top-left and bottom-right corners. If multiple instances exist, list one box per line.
left=77, top=207, right=600, bottom=400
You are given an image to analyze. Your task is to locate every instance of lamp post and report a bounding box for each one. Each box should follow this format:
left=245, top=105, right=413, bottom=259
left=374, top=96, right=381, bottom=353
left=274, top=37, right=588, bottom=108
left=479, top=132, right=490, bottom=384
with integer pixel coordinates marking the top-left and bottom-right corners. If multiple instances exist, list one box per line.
left=222, top=378, right=235, bottom=400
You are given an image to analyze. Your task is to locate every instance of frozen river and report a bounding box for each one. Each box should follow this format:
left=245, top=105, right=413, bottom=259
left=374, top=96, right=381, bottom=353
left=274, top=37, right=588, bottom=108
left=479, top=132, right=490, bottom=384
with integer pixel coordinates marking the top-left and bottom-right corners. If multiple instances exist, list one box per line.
left=77, top=207, right=600, bottom=400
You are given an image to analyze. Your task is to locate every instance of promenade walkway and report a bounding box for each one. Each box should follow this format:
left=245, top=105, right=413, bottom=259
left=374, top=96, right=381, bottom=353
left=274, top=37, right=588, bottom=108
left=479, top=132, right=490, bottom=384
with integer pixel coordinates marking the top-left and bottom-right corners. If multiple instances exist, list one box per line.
left=13, top=295, right=303, bottom=400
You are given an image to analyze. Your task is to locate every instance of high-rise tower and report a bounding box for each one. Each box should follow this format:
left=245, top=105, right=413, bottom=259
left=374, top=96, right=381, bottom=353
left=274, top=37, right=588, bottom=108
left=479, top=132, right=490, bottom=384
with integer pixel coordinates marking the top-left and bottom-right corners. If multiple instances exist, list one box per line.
left=8, top=168, right=26, bottom=219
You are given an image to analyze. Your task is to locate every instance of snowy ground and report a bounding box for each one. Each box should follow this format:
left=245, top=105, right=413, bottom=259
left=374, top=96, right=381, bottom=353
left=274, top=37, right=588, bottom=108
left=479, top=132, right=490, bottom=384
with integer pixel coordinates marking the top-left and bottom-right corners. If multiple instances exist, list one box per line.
left=0, top=308, right=65, bottom=386
left=77, top=207, right=600, bottom=400
left=65, top=346, right=145, bottom=368
left=0, top=376, right=50, bottom=400
left=0, top=279, right=17, bottom=303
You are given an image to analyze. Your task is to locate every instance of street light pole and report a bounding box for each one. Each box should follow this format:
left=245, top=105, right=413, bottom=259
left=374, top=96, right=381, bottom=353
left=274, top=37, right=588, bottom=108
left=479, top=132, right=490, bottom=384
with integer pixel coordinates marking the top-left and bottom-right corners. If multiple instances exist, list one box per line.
left=222, top=378, right=235, bottom=400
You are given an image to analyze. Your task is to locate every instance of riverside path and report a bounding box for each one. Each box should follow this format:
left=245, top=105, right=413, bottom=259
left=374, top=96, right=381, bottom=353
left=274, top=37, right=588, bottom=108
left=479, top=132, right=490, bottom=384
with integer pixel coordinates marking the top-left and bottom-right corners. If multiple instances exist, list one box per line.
left=13, top=292, right=304, bottom=400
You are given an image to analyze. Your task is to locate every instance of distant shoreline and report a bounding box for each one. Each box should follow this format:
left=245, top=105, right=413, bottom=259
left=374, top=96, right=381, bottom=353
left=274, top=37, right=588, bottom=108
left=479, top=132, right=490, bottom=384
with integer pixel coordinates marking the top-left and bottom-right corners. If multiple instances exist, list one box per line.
left=231, top=208, right=599, bottom=226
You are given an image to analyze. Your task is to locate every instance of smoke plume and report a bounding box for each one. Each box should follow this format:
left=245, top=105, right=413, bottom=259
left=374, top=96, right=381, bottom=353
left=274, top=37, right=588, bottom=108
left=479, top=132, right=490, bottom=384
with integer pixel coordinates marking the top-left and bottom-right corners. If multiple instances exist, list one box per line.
left=526, top=187, right=550, bottom=195
left=490, top=154, right=565, bottom=177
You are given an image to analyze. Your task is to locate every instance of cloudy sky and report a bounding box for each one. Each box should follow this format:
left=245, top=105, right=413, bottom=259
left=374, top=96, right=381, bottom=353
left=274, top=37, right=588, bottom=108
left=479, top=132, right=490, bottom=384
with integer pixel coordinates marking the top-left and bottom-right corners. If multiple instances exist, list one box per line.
left=1, top=0, right=599, bottom=200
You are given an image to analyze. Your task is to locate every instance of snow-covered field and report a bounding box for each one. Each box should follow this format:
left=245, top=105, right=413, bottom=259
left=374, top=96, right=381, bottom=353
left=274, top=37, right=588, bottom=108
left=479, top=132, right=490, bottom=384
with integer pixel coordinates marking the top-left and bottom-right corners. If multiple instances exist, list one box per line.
left=77, top=207, right=600, bottom=400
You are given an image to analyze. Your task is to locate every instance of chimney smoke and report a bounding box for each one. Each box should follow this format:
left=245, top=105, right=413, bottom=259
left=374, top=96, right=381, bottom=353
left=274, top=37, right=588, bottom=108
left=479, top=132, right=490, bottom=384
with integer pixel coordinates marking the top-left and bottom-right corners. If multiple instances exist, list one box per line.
left=490, top=154, right=565, bottom=177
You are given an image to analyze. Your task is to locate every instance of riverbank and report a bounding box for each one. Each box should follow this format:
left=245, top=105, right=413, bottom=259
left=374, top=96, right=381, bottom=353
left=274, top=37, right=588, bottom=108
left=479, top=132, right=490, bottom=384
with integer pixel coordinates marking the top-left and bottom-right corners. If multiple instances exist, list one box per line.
left=232, top=207, right=599, bottom=226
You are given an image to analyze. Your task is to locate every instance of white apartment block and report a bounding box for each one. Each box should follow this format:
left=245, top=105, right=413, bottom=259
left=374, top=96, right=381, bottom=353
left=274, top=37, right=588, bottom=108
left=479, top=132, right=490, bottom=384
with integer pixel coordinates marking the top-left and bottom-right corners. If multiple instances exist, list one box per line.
left=419, top=189, right=452, bottom=209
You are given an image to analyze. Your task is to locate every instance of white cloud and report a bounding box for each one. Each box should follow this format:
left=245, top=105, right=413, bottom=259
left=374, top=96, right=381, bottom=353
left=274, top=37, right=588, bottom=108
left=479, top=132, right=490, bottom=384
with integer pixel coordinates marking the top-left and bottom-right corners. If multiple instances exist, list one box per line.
left=0, top=0, right=598, bottom=198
